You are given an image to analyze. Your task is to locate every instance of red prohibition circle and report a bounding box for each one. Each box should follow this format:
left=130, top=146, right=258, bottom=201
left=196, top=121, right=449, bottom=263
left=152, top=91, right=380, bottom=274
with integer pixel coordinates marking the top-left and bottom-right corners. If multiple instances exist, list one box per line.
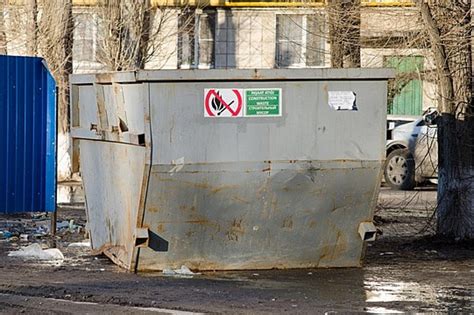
left=205, top=89, right=243, bottom=117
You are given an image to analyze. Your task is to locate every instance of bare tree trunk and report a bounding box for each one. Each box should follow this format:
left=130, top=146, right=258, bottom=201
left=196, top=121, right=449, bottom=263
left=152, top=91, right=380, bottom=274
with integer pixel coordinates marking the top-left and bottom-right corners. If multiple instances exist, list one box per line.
left=125, top=0, right=152, bottom=69
left=328, top=0, right=343, bottom=68
left=58, top=0, right=74, bottom=135
left=26, top=0, right=38, bottom=56
left=98, top=0, right=153, bottom=71
left=135, top=0, right=151, bottom=69
left=0, top=0, right=6, bottom=55
left=416, top=1, right=454, bottom=113
left=39, top=0, right=74, bottom=134
left=328, top=0, right=361, bottom=68
left=39, top=0, right=74, bottom=181
left=57, top=0, right=74, bottom=182
left=98, top=0, right=124, bottom=70
left=344, top=0, right=360, bottom=68
left=415, top=0, right=474, bottom=239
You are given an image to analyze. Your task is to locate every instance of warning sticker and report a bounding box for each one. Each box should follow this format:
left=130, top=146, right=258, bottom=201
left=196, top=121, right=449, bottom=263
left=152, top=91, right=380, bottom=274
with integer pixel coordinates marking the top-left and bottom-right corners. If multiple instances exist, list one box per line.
left=245, top=89, right=282, bottom=117
left=204, top=89, right=243, bottom=117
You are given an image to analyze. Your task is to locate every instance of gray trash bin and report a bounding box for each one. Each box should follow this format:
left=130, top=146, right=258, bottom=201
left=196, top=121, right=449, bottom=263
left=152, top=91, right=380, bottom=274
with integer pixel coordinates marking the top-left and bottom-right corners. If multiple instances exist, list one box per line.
left=71, top=68, right=393, bottom=271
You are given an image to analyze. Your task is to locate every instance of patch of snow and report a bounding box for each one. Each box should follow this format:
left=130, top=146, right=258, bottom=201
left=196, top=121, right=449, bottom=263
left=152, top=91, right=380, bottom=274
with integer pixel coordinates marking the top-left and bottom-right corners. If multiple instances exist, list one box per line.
left=162, top=265, right=200, bottom=276
left=68, top=240, right=91, bottom=248
left=162, top=268, right=175, bottom=275
left=175, top=265, right=197, bottom=275
left=8, top=243, right=64, bottom=261
left=365, top=307, right=403, bottom=314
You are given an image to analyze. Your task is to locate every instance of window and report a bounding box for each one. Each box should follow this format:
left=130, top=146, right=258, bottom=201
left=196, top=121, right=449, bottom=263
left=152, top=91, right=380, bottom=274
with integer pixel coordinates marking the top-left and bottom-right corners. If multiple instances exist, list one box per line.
left=275, top=14, right=325, bottom=68
left=178, top=10, right=215, bottom=69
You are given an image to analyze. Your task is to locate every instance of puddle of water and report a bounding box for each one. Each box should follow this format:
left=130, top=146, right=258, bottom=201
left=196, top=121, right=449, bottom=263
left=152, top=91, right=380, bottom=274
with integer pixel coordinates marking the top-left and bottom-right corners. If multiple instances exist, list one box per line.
left=364, top=281, right=437, bottom=303
left=365, top=307, right=404, bottom=314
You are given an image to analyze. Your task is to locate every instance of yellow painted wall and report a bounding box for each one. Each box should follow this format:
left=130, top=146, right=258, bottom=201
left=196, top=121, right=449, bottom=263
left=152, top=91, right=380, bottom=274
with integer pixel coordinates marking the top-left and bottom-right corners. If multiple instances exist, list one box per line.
left=72, top=0, right=414, bottom=8
left=8, top=0, right=414, bottom=7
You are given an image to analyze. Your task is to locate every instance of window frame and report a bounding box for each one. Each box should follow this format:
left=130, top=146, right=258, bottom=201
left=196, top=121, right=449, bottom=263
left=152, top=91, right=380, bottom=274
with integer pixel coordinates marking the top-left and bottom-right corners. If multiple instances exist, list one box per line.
left=275, top=13, right=326, bottom=69
left=178, top=9, right=216, bottom=70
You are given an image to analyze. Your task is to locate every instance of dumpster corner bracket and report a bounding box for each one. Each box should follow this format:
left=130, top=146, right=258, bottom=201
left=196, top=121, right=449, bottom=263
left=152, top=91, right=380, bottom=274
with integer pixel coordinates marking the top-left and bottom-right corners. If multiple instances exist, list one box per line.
left=358, top=222, right=377, bottom=242
left=134, top=228, right=150, bottom=247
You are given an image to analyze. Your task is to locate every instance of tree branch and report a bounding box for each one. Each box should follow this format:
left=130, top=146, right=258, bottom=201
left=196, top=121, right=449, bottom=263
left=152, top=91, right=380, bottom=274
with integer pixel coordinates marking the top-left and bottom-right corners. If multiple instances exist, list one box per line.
left=414, top=0, right=454, bottom=113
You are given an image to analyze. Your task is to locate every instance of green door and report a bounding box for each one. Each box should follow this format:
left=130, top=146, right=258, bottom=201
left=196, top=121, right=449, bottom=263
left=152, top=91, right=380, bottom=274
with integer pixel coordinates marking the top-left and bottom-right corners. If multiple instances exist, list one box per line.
left=384, top=56, right=424, bottom=115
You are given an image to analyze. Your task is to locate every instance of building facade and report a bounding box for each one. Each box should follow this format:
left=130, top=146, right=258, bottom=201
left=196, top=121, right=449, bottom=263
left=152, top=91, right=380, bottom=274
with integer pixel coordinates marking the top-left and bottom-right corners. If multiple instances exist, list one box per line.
left=0, top=0, right=434, bottom=115
left=68, top=0, right=434, bottom=115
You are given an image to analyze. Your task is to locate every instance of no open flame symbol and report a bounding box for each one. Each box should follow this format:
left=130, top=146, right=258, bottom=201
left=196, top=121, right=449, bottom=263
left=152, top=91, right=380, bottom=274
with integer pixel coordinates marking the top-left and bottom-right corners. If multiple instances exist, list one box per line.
left=211, top=91, right=235, bottom=116
left=204, top=89, right=243, bottom=117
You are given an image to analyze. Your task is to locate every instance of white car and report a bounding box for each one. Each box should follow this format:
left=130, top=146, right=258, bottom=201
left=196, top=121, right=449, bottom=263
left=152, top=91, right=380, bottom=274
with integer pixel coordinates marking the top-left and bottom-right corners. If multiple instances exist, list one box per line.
left=384, top=109, right=439, bottom=190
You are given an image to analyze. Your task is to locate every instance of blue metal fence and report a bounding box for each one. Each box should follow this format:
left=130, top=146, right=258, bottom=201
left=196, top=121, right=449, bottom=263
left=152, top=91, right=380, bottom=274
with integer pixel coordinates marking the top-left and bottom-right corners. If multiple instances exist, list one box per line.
left=0, top=55, right=56, bottom=213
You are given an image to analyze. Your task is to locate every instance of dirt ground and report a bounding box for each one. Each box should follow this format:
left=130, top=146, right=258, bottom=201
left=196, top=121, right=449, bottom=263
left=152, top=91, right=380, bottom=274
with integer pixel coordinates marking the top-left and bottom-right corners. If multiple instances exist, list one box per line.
left=0, top=186, right=472, bottom=314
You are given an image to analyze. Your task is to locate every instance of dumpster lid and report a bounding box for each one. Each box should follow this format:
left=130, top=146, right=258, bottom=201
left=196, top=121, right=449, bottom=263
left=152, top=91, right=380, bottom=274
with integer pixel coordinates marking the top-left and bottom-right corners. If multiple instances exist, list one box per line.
left=70, top=68, right=395, bottom=85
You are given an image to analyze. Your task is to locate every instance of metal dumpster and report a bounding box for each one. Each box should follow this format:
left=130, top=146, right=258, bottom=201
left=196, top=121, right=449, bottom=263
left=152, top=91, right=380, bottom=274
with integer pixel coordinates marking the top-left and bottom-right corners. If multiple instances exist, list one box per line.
left=71, top=68, right=393, bottom=271
left=0, top=55, right=56, bottom=214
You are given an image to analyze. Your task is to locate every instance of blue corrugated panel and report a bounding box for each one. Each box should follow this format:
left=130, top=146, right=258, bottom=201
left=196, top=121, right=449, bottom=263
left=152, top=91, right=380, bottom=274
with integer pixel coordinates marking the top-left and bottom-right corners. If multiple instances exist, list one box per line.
left=0, top=55, right=57, bottom=213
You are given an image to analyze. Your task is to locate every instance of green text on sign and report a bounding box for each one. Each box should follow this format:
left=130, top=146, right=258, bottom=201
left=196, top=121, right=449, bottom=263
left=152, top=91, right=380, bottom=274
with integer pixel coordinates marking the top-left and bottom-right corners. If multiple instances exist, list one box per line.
left=245, top=89, right=282, bottom=117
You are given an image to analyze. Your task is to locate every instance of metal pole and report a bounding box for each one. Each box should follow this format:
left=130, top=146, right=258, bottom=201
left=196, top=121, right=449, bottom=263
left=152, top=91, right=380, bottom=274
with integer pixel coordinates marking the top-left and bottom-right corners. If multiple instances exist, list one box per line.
left=50, top=210, right=57, bottom=236
left=51, top=82, right=59, bottom=237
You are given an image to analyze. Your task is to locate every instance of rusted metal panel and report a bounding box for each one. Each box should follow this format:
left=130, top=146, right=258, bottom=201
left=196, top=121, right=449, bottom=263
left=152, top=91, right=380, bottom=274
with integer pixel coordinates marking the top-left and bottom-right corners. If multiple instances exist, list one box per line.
left=71, top=83, right=147, bottom=146
left=137, top=160, right=381, bottom=271
left=80, top=140, right=147, bottom=269
left=71, top=68, right=393, bottom=271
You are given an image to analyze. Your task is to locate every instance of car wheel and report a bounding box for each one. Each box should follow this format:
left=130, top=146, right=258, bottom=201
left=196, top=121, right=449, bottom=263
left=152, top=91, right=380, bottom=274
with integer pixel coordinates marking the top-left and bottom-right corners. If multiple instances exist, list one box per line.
left=384, top=148, right=416, bottom=190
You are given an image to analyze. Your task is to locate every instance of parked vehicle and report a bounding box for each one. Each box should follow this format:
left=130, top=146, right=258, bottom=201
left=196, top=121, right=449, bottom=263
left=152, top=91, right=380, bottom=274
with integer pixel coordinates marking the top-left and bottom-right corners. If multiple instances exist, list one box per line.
left=384, top=109, right=439, bottom=190
left=386, top=114, right=419, bottom=140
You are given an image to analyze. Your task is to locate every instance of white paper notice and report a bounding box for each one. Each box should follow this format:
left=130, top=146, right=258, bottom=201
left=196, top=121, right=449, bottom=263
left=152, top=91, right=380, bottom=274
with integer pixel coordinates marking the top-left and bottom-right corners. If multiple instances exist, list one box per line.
left=328, top=91, right=358, bottom=111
